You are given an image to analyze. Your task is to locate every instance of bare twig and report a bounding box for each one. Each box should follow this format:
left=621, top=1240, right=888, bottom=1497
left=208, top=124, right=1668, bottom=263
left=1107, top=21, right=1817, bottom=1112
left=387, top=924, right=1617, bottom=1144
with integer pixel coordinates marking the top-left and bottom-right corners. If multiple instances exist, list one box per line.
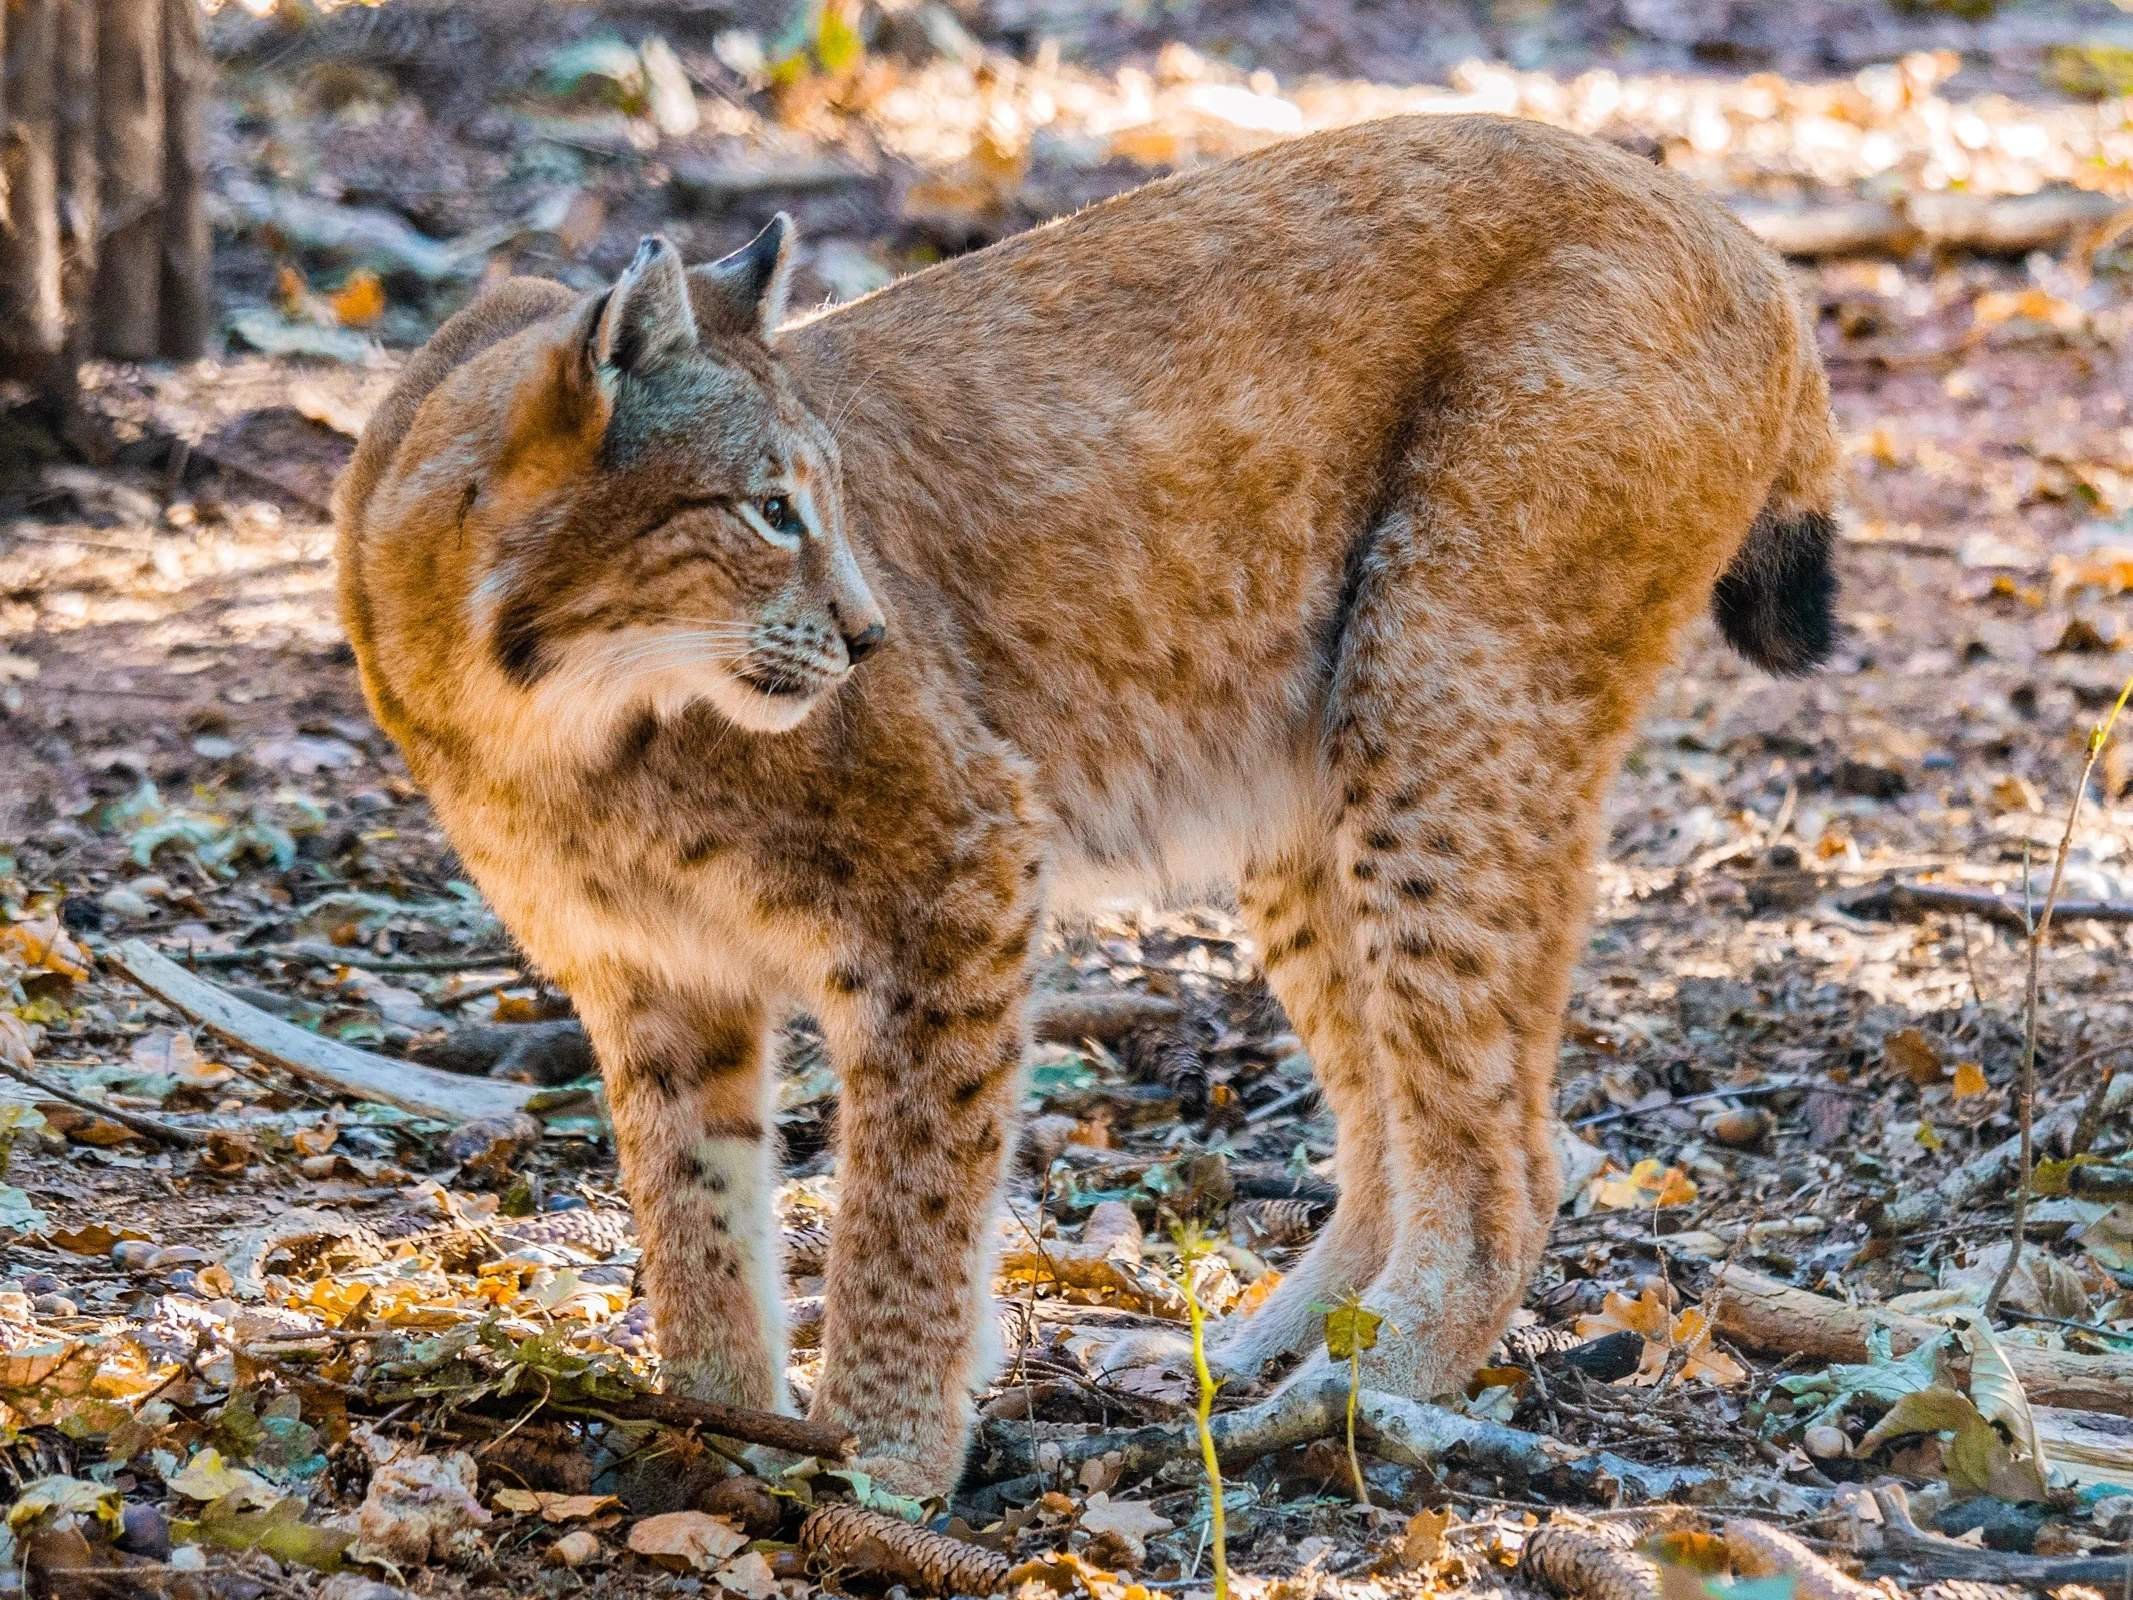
left=0, top=1056, right=205, bottom=1148
left=178, top=943, right=517, bottom=974
left=1987, top=672, right=2133, bottom=1320
left=1848, top=880, right=2133, bottom=933
left=1725, top=1518, right=1879, bottom=1600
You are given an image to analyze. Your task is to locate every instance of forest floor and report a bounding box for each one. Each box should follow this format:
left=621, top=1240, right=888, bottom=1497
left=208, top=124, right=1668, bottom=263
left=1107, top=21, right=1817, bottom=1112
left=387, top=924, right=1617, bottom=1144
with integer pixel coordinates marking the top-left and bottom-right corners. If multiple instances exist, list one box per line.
left=5, top=1, right=2133, bottom=1596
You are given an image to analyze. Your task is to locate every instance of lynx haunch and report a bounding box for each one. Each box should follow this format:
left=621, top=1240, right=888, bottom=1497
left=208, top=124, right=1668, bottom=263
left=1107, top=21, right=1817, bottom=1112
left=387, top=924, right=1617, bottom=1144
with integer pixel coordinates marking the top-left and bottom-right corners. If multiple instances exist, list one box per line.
left=336, top=113, right=1840, bottom=1494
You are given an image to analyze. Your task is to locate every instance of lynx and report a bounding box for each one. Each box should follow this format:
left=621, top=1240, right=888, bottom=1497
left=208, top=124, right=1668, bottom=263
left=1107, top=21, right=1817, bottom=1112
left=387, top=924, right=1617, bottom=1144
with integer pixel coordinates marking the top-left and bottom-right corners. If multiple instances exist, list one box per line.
left=335, top=113, right=1839, bottom=1495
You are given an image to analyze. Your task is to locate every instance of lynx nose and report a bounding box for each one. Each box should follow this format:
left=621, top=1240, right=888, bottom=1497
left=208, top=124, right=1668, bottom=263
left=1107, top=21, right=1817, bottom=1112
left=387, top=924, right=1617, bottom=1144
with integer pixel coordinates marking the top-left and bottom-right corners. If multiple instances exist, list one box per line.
left=843, top=622, right=885, bottom=664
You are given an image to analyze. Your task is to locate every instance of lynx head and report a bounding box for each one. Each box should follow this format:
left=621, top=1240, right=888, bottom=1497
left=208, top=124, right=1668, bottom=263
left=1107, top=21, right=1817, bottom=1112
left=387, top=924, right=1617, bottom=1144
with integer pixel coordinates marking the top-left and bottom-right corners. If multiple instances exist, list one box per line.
left=340, top=218, right=885, bottom=756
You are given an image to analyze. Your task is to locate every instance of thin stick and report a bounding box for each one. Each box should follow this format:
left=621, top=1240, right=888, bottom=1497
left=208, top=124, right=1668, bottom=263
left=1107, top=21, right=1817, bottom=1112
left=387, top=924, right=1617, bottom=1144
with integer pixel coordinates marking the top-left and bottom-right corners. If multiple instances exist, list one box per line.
left=1986, top=672, right=2133, bottom=1320
left=0, top=1056, right=204, bottom=1148
left=178, top=942, right=517, bottom=974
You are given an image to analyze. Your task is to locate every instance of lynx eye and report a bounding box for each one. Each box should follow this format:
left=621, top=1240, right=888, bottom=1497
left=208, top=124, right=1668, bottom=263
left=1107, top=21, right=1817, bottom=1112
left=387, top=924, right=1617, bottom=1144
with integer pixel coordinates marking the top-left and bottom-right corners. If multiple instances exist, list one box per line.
left=758, top=496, right=801, bottom=535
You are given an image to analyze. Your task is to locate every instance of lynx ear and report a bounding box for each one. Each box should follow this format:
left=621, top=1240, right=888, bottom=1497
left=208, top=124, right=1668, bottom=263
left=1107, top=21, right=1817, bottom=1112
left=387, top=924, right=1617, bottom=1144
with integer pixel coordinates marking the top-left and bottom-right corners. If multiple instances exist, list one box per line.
left=688, top=215, right=794, bottom=341
left=589, top=235, right=697, bottom=376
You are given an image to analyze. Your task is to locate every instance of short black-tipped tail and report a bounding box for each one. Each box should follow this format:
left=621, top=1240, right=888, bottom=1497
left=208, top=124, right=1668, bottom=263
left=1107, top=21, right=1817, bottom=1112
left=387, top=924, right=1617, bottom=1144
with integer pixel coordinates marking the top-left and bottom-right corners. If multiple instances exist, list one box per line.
left=1712, top=505, right=1838, bottom=676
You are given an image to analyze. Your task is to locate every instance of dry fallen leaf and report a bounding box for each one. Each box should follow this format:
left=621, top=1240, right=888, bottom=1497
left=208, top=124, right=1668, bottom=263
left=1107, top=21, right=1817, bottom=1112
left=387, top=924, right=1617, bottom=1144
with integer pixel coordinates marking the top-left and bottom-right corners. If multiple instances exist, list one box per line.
left=330, top=270, right=387, bottom=327
left=1952, top=1061, right=1989, bottom=1099
left=1078, top=1493, right=1173, bottom=1543
left=1884, top=1027, right=1943, bottom=1085
left=492, top=1489, right=618, bottom=1522
left=1576, top=1291, right=1746, bottom=1386
left=1588, top=1158, right=1698, bottom=1210
left=626, top=1510, right=748, bottom=1571
left=714, top=1548, right=780, bottom=1599
left=1402, top=1506, right=1453, bottom=1566
left=0, top=916, right=90, bottom=982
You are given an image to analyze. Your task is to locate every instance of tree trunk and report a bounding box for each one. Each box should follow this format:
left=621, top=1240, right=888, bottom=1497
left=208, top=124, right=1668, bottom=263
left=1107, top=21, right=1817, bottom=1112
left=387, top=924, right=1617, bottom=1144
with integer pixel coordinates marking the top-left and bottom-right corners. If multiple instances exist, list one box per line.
left=0, top=0, right=65, bottom=382
left=159, top=0, right=208, bottom=359
left=54, top=0, right=99, bottom=382
left=93, top=0, right=164, bottom=361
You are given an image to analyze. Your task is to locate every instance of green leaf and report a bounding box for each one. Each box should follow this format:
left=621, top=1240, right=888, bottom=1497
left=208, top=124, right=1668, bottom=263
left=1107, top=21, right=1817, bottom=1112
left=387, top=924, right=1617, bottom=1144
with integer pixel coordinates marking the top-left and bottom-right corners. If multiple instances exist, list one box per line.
left=184, top=1496, right=353, bottom=1572
left=6, top=1476, right=121, bottom=1533
left=1323, top=1301, right=1383, bottom=1361
left=825, top=1469, right=927, bottom=1523
left=1705, top=1577, right=1797, bottom=1600
left=0, top=1185, right=49, bottom=1237
left=813, top=3, right=863, bottom=75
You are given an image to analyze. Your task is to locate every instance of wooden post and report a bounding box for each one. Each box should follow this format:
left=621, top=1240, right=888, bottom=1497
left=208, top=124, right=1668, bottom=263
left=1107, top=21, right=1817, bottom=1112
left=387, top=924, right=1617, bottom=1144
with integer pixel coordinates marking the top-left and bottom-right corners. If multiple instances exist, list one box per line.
left=93, top=0, right=164, bottom=361
left=159, top=0, right=208, bottom=359
left=0, top=0, right=66, bottom=381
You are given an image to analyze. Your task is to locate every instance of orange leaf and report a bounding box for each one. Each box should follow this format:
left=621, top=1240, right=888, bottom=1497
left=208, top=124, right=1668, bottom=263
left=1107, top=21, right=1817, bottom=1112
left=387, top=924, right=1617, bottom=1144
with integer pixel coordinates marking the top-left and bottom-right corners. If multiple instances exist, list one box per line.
left=0, top=916, right=91, bottom=982
left=1952, top=1061, right=1988, bottom=1099
left=330, top=270, right=386, bottom=328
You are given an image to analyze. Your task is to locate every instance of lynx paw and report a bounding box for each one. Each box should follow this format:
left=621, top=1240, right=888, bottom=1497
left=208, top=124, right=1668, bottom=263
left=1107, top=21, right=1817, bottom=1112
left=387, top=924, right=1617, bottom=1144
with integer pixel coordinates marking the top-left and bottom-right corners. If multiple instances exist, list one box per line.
left=1093, top=1325, right=1268, bottom=1386
left=846, top=1448, right=960, bottom=1501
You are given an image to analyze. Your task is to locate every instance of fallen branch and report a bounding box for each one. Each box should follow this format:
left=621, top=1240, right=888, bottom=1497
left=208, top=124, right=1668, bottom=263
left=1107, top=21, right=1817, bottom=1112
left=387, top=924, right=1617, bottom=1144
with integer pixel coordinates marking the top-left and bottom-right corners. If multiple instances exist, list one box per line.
left=1712, top=1267, right=2133, bottom=1415
left=1725, top=1518, right=1878, bottom=1600
left=801, top=1502, right=1011, bottom=1595
left=1870, top=1484, right=2133, bottom=1590
left=1869, top=1056, right=2133, bottom=1236
left=0, top=1056, right=204, bottom=1149
left=572, top=1389, right=852, bottom=1461
left=1844, top=879, right=2133, bottom=934
left=218, top=175, right=468, bottom=280
left=1733, top=187, right=2127, bottom=259
left=110, top=940, right=555, bottom=1124
left=979, top=1375, right=1721, bottom=1502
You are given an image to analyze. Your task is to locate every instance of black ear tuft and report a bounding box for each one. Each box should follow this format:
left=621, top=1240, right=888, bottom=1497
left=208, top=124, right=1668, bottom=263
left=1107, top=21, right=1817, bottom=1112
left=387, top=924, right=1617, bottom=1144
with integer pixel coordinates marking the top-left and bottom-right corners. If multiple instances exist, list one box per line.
left=591, top=235, right=697, bottom=377
left=687, top=214, right=795, bottom=341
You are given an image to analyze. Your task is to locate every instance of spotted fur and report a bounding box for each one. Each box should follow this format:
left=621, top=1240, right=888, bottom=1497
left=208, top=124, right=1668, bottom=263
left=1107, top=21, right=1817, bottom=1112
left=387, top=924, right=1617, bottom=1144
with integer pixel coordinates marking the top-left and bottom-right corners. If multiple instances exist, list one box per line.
left=335, top=115, right=1840, bottom=1494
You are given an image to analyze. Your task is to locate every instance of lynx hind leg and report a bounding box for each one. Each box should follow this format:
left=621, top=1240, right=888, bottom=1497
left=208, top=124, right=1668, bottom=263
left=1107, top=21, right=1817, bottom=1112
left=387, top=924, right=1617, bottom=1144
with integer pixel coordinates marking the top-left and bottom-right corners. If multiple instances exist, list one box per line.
left=1215, top=848, right=1396, bottom=1372
left=1098, top=844, right=1393, bottom=1384
left=1303, top=524, right=1637, bottom=1401
left=575, top=976, right=787, bottom=1414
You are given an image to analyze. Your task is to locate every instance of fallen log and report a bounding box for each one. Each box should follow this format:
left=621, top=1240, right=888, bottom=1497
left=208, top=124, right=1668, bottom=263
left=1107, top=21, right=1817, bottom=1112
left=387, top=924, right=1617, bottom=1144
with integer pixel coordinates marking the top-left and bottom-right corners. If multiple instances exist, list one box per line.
left=1711, top=1266, right=2133, bottom=1416
left=110, top=940, right=562, bottom=1124
left=979, top=1374, right=1723, bottom=1502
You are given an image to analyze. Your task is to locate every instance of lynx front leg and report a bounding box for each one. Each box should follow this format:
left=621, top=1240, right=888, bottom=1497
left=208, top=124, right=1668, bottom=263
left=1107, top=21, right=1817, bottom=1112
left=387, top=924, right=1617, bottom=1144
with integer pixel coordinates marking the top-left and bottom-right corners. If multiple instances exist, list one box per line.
left=809, top=831, right=1043, bottom=1496
left=575, top=976, right=785, bottom=1414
